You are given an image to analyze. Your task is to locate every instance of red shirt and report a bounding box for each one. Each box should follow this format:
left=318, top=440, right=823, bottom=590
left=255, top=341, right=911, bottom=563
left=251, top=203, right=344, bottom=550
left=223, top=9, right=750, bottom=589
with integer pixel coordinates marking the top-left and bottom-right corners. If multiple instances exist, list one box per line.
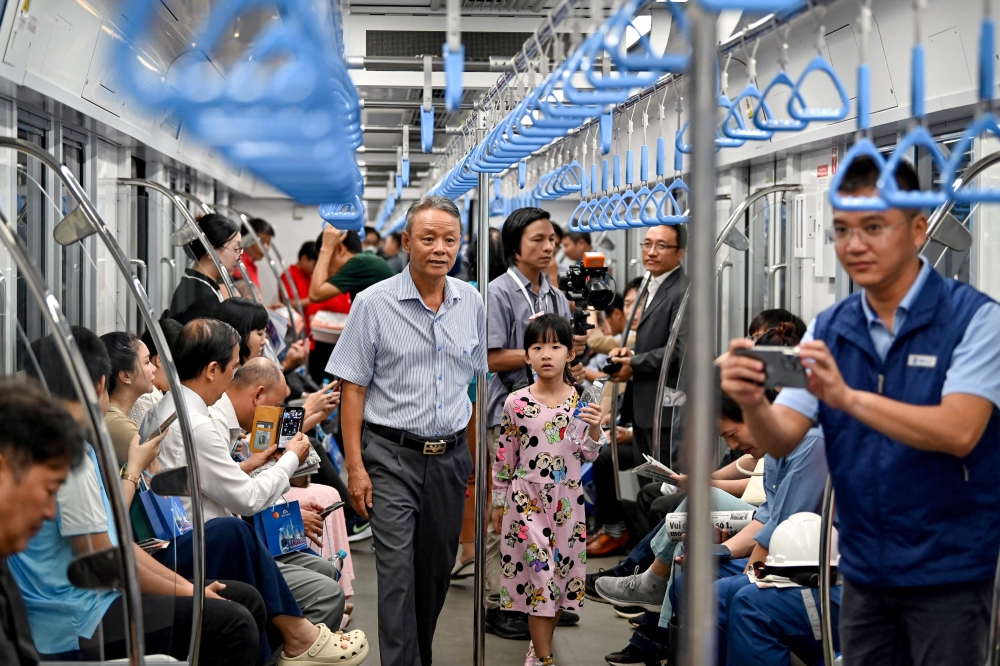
left=232, top=253, right=260, bottom=287
left=282, top=265, right=351, bottom=337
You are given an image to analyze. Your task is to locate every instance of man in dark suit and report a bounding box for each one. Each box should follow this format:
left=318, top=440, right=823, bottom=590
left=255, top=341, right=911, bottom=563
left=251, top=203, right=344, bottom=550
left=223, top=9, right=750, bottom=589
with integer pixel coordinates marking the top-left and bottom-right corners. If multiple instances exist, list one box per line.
left=588, top=225, right=689, bottom=558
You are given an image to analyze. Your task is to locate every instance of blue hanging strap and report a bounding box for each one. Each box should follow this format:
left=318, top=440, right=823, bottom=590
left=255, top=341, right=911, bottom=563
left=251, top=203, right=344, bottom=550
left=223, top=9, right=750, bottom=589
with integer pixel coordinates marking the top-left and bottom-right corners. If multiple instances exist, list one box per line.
left=602, top=159, right=609, bottom=191
left=640, top=145, right=649, bottom=182
left=396, top=174, right=403, bottom=199
left=443, top=43, right=465, bottom=113
left=657, top=137, right=666, bottom=176
left=421, top=55, right=435, bottom=153
left=613, top=154, right=621, bottom=187
left=980, top=17, right=995, bottom=103
left=626, top=150, right=634, bottom=185
left=697, top=0, right=806, bottom=13
left=518, top=160, right=527, bottom=189
left=600, top=112, right=613, bottom=155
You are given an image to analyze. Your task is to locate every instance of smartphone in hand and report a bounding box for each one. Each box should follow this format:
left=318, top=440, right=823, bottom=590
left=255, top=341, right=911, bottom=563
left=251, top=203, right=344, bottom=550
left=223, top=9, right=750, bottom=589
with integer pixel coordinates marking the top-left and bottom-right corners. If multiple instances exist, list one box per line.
left=733, top=346, right=808, bottom=389
left=318, top=501, right=345, bottom=519
left=277, top=407, right=305, bottom=450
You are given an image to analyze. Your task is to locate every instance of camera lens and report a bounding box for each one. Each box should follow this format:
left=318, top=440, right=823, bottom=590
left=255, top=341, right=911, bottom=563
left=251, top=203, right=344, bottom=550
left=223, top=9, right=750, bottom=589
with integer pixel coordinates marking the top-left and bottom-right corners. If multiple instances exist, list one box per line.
left=587, top=279, right=614, bottom=310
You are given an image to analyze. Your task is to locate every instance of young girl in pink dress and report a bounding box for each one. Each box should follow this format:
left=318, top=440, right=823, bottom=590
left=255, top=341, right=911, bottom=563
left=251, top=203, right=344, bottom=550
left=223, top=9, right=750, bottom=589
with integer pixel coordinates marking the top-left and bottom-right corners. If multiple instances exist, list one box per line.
left=491, top=313, right=606, bottom=666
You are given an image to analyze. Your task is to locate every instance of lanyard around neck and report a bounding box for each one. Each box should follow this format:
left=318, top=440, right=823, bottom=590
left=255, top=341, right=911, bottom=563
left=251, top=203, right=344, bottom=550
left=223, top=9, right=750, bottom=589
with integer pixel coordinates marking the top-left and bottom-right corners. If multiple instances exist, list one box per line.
left=507, top=268, right=551, bottom=315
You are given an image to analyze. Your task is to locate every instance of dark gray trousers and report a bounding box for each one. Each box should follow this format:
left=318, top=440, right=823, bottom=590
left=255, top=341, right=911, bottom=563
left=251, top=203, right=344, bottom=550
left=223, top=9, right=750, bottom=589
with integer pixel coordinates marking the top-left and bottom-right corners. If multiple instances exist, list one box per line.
left=840, top=576, right=993, bottom=666
left=362, top=426, right=471, bottom=666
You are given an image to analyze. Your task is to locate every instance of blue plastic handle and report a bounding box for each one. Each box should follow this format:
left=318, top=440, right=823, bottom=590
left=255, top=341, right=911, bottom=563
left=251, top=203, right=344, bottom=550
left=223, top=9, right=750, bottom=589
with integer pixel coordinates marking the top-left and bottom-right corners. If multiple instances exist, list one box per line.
left=591, top=164, right=598, bottom=196
left=943, top=114, right=1000, bottom=203
left=980, top=18, right=995, bottom=103
left=676, top=122, right=692, bottom=155
left=602, top=159, right=609, bottom=191
left=626, top=150, right=634, bottom=185
left=613, top=154, right=621, bottom=187
left=674, top=141, right=683, bottom=173
left=788, top=55, right=851, bottom=122
left=396, top=174, right=403, bottom=199
left=493, top=176, right=502, bottom=199
left=640, top=183, right=666, bottom=225
left=723, top=84, right=774, bottom=141
left=518, top=160, right=526, bottom=189
left=657, top=137, right=666, bottom=176
left=600, top=112, right=613, bottom=155
left=696, top=0, right=806, bottom=11
left=829, top=139, right=889, bottom=211
left=319, top=196, right=366, bottom=230
left=879, top=126, right=949, bottom=208
left=443, top=43, right=465, bottom=113
left=911, top=44, right=926, bottom=119
left=753, top=71, right=808, bottom=132
left=716, top=95, right=746, bottom=148
left=640, top=146, right=648, bottom=182
left=857, top=64, right=872, bottom=132
left=421, top=107, right=434, bottom=153
left=401, top=157, right=410, bottom=187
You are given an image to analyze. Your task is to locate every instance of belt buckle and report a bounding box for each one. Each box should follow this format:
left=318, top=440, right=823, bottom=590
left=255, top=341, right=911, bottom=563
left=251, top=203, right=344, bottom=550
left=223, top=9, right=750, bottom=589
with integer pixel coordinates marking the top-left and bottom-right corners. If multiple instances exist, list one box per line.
left=422, top=440, right=447, bottom=455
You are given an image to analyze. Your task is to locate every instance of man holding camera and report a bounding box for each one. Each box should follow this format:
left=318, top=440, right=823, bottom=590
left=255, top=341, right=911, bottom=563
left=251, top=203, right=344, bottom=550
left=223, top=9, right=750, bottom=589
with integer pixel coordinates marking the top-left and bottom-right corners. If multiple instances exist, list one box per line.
left=485, top=207, right=588, bottom=639
left=721, top=157, right=1000, bottom=665
left=589, top=224, right=689, bottom=558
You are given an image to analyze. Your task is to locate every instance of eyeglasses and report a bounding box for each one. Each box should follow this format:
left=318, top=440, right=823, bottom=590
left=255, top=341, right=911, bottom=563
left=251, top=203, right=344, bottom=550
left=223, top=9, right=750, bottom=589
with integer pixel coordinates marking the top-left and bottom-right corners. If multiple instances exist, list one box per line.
left=222, top=242, right=243, bottom=258
left=825, top=219, right=905, bottom=245
left=641, top=241, right=681, bottom=252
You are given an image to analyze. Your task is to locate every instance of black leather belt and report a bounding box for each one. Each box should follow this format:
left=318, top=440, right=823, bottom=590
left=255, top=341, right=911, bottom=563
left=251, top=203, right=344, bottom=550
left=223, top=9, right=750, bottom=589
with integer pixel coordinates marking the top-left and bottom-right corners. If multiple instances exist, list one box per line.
left=364, top=422, right=465, bottom=456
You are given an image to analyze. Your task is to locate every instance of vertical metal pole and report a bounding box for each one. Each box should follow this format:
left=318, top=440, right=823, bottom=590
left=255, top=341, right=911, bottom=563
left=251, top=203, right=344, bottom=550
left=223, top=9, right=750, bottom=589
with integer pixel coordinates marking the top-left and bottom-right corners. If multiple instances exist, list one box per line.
left=473, top=105, right=490, bottom=666
left=682, top=5, right=719, bottom=666
left=818, top=476, right=837, bottom=666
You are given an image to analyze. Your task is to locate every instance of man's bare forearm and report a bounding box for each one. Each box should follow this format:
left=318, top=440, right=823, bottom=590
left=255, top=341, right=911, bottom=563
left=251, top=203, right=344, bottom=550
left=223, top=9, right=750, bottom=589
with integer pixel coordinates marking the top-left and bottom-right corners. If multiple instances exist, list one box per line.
left=341, top=381, right=367, bottom=472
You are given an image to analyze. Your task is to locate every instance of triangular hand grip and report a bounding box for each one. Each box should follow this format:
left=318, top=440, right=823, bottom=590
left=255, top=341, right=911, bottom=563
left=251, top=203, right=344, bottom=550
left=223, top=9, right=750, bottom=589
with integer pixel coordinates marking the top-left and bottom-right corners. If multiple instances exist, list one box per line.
left=829, top=140, right=890, bottom=211
left=754, top=71, right=808, bottom=132
left=723, top=85, right=774, bottom=141
left=788, top=55, right=851, bottom=122
left=716, top=95, right=746, bottom=148
left=879, top=127, right=949, bottom=208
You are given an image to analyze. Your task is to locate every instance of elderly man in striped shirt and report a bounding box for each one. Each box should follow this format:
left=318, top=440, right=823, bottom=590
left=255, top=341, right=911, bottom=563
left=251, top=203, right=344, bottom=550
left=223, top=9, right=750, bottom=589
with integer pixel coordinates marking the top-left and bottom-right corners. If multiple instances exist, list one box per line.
left=327, top=196, right=487, bottom=666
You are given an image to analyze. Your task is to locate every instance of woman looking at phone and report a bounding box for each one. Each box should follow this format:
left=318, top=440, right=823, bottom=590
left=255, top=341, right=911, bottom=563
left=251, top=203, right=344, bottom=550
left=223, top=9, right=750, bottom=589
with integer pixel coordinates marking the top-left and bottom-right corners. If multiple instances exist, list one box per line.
left=217, top=297, right=270, bottom=364
left=101, top=331, right=160, bottom=467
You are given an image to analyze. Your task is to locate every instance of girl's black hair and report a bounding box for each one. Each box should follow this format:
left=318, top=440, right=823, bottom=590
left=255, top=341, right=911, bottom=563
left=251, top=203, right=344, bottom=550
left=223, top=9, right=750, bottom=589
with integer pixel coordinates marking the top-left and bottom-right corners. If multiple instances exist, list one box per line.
left=214, top=298, right=270, bottom=363
left=755, top=321, right=803, bottom=347
left=100, top=331, right=140, bottom=396
left=522, top=313, right=581, bottom=391
left=748, top=309, right=806, bottom=340
left=190, top=213, right=240, bottom=261
left=141, top=317, right=184, bottom=362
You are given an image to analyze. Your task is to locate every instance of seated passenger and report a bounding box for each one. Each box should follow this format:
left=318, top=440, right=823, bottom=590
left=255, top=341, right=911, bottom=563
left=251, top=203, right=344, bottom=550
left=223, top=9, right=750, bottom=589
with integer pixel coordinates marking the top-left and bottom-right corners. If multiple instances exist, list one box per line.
left=101, top=332, right=157, bottom=466
left=13, top=327, right=263, bottom=665
left=129, top=318, right=183, bottom=426
left=140, top=321, right=349, bottom=634
left=216, top=297, right=270, bottom=364
left=721, top=513, right=841, bottom=666
left=167, top=213, right=242, bottom=323
left=101, top=333, right=366, bottom=663
left=0, top=379, right=86, bottom=666
left=598, top=325, right=827, bottom=666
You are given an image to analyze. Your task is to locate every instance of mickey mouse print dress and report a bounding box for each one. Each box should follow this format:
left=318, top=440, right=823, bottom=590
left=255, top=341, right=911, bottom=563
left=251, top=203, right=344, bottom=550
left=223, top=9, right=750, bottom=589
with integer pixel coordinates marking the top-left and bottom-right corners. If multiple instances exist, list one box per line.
left=492, top=386, right=606, bottom=616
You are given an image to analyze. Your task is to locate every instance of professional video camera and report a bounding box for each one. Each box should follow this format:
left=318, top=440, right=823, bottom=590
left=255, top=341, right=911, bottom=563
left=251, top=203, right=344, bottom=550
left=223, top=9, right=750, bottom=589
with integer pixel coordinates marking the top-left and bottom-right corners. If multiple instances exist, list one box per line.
left=559, top=252, right=615, bottom=338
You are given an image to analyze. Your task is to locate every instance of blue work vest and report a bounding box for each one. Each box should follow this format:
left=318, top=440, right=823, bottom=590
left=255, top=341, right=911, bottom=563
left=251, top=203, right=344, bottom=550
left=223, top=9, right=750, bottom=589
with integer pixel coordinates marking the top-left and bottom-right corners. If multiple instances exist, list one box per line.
left=815, top=268, right=1000, bottom=587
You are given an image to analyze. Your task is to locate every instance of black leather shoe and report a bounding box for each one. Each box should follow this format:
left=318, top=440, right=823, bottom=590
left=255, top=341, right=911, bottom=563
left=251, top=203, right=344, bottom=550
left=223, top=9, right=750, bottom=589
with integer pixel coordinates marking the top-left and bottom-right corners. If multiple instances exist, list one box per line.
left=485, top=607, right=531, bottom=640
left=604, top=644, right=662, bottom=665
left=557, top=609, right=580, bottom=626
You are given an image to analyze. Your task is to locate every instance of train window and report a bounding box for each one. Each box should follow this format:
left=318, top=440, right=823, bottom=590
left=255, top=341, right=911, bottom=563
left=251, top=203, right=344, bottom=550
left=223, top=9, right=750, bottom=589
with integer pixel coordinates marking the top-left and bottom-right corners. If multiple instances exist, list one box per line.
left=14, top=120, right=48, bottom=342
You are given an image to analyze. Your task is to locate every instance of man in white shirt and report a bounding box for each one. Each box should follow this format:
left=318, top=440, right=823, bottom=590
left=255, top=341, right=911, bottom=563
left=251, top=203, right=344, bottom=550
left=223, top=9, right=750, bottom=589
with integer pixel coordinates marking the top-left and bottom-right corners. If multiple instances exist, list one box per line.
left=142, top=319, right=345, bottom=632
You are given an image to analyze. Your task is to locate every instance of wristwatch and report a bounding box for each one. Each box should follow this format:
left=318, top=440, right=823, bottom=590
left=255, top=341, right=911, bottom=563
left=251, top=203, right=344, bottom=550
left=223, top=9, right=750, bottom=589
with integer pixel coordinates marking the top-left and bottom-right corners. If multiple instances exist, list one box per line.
left=120, top=470, right=141, bottom=487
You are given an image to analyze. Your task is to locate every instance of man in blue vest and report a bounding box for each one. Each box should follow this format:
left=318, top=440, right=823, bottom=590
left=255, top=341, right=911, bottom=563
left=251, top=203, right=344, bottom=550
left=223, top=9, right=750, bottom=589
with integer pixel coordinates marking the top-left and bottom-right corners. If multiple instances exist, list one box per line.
left=721, top=155, right=1000, bottom=666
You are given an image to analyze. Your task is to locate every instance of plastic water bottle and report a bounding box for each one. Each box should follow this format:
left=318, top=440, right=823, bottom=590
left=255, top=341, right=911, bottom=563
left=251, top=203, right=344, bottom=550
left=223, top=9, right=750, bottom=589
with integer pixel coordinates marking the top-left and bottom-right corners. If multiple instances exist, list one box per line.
left=330, top=549, right=347, bottom=581
left=570, top=381, right=603, bottom=443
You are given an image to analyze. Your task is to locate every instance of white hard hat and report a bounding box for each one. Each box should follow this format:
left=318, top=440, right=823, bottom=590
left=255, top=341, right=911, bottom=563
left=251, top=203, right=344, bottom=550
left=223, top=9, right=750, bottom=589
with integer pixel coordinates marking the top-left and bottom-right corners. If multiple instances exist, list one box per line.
left=764, top=512, right=839, bottom=568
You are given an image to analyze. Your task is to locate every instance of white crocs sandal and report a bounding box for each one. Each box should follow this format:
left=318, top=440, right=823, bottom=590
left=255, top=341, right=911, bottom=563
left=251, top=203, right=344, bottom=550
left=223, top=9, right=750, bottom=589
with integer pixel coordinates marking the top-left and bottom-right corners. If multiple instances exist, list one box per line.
left=277, top=624, right=369, bottom=666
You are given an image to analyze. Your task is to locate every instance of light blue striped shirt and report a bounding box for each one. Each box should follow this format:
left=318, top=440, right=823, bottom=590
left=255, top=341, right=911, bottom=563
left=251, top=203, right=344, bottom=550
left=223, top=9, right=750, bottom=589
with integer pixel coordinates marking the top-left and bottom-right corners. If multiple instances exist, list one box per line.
left=327, top=266, right=488, bottom=437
